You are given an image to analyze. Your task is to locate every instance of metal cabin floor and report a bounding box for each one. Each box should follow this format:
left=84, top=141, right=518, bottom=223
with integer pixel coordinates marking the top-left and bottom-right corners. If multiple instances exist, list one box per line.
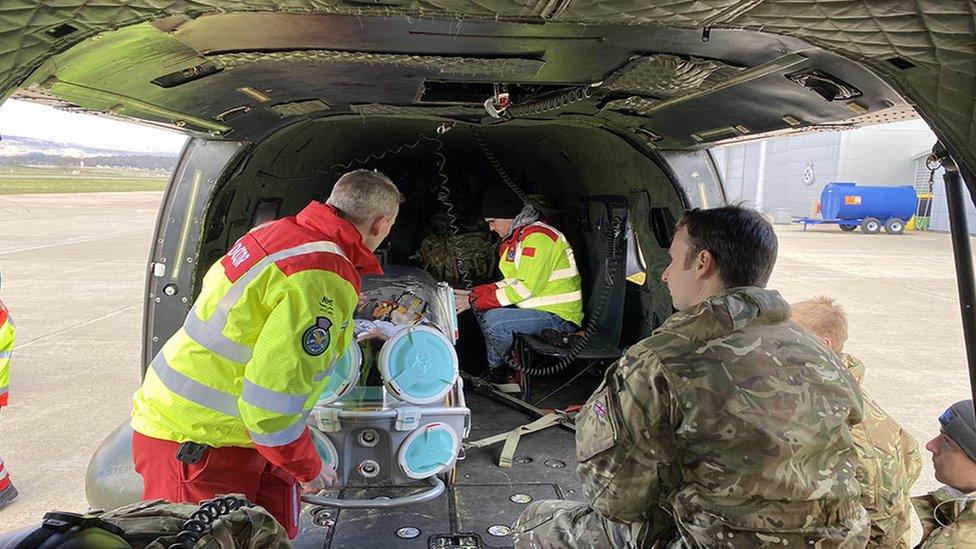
left=293, top=391, right=583, bottom=549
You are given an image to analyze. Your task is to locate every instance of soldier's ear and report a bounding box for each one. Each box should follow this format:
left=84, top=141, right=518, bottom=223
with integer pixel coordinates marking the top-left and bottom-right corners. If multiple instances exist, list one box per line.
left=694, top=249, right=717, bottom=279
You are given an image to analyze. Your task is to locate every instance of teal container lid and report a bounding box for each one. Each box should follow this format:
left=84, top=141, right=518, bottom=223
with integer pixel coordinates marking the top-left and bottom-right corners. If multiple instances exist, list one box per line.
left=316, top=343, right=363, bottom=406
left=311, top=430, right=339, bottom=469
left=397, top=422, right=459, bottom=479
left=378, top=325, right=458, bottom=405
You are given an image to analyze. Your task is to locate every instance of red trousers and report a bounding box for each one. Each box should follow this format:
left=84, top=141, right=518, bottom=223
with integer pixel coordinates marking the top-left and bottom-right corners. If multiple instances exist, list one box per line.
left=132, top=431, right=300, bottom=538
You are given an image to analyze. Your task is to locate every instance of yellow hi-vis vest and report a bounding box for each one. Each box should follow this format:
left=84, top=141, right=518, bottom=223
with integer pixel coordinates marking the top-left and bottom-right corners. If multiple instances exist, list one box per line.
left=476, top=221, right=583, bottom=326
left=0, top=300, right=12, bottom=407
left=131, top=202, right=382, bottom=479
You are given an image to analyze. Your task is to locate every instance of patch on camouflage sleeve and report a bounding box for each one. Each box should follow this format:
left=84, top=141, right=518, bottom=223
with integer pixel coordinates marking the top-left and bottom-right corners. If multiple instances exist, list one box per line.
left=594, top=401, right=608, bottom=418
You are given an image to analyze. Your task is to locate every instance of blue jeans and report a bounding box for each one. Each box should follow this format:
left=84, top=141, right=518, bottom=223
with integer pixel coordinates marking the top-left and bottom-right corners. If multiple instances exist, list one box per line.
left=474, top=308, right=577, bottom=368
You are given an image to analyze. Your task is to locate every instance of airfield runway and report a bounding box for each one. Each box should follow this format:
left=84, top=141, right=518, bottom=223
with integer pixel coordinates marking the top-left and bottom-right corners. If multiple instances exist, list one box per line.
left=0, top=191, right=969, bottom=535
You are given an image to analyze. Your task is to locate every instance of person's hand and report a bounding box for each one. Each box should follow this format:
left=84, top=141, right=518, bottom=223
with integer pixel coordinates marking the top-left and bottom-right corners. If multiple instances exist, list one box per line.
left=454, top=289, right=472, bottom=314
left=300, top=465, right=338, bottom=494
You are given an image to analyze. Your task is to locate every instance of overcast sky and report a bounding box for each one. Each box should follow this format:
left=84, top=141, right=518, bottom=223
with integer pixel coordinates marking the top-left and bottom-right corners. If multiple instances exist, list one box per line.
left=0, top=99, right=187, bottom=153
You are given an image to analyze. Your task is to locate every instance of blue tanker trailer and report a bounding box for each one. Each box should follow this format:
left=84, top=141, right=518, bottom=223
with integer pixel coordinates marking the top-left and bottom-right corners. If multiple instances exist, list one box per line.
left=794, top=182, right=919, bottom=234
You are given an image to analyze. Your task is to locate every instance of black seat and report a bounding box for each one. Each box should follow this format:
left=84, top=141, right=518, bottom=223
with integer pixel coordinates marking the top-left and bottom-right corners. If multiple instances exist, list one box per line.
left=513, top=195, right=630, bottom=400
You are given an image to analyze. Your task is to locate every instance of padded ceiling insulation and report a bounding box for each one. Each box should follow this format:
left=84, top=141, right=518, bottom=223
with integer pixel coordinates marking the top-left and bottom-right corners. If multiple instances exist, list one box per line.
left=211, top=50, right=545, bottom=79
left=0, top=1, right=973, bottom=175
left=604, top=54, right=744, bottom=97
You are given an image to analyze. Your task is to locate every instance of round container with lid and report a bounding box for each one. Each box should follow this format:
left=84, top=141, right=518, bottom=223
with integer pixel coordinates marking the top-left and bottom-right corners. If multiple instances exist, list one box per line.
left=377, top=325, right=458, bottom=405
left=397, top=422, right=460, bottom=479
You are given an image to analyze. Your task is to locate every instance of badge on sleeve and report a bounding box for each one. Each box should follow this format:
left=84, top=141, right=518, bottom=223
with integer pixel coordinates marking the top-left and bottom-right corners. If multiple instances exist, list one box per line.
left=302, top=317, right=333, bottom=356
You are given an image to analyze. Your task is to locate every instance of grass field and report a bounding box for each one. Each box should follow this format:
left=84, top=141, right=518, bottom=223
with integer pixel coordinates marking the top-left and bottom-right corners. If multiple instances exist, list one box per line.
left=0, top=165, right=169, bottom=194
left=0, top=177, right=167, bottom=194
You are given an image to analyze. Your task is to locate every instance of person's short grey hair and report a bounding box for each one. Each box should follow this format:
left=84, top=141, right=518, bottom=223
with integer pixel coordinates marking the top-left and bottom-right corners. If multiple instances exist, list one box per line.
left=326, top=169, right=403, bottom=226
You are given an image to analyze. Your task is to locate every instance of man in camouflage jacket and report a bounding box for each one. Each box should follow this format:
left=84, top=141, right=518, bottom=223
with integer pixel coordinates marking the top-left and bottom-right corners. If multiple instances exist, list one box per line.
left=913, top=400, right=976, bottom=548
left=792, top=297, right=921, bottom=548
left=513, top=205, right=868, bottom=548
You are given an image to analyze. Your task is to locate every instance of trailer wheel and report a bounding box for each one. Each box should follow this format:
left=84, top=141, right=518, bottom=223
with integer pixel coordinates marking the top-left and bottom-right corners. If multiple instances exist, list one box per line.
left=839, top=224, right=857, bottom=232
left=860, top=217, right=882, bottom=234
left=885, top=218, right=906, bottom=235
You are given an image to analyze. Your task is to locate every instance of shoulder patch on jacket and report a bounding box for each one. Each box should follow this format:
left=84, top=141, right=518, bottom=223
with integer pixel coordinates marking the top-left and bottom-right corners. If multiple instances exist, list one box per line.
left=302, top=317, right=333, bottom=356
left=222, top=233, right=267, bottom=283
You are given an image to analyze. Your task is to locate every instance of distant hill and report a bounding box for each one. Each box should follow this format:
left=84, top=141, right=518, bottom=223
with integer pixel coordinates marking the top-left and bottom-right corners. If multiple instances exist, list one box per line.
left=0, top=135, right=179, bottom=171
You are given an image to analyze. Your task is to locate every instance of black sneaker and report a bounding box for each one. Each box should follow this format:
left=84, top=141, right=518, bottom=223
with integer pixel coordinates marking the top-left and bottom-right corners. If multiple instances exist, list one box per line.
left=485, top=367, right=511, bottom=385
left=0, top=484, right=18, bottom=511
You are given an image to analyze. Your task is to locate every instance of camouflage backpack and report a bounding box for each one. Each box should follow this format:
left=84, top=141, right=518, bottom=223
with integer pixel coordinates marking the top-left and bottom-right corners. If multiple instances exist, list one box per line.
left=3, top=495, right=290, bottom=548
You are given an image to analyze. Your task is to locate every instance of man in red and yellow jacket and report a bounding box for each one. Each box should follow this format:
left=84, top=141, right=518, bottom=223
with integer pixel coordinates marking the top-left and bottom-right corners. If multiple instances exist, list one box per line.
left=0, top=294, right=17, bottom=510
left=131, top=170, right=401, bottom=537
left=469, top=190, right=584, bottom=384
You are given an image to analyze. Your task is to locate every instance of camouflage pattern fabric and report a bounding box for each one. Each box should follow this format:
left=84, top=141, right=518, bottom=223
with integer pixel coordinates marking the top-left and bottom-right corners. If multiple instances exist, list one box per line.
left=412, top=216, right=496, bottom=286
left=843, top=354, right=922, bottom=548
left=913, top=487, right=976, bottom=548
left=516, top=287, right=869, bottom=548
left=96, top=497, right=291, bottom=548
left=513, top=499, right=654, bottom=548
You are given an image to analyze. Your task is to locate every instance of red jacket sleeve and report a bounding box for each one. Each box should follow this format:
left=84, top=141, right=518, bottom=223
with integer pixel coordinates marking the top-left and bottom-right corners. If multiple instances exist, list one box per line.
left=254, top=428, right=323, bottom=482
left=471, top=285, right=503, bottom=310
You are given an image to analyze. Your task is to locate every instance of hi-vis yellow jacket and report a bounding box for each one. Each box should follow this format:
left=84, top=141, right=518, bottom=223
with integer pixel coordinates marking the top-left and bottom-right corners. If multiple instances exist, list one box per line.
left=131, top=202, right=382, bottom=482
left=0, top=300, right=13, bottom=408
left=471, top=221, right=584, bottom=326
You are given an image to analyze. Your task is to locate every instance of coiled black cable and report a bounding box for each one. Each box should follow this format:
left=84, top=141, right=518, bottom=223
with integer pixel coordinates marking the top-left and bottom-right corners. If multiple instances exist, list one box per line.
left=429, top=137, right=474, bottom=290
left=512, top=214, right=622, bottom=378
left=503, top=86, right=594, bottom=119
left=167, top=495, right=253, bottom=549
left=328, top=132, right=473, bottom=289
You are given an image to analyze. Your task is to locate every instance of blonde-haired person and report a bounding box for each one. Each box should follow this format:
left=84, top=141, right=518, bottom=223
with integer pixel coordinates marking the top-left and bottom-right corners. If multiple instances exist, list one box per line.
left=792, top=296, right=922, bottom=548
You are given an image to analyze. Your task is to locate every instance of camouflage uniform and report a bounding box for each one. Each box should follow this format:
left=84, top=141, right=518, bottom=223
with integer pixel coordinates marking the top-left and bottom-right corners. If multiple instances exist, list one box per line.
left=514, top=287, right=869, bottom=548
left=843, top=354, right=922, bottom=548
left=913, top=487, right=976, bottom=548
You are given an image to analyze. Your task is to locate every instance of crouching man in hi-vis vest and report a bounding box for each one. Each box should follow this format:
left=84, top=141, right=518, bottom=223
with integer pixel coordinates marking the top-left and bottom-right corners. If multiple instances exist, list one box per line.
left=130, top=170, right=401, bottom=538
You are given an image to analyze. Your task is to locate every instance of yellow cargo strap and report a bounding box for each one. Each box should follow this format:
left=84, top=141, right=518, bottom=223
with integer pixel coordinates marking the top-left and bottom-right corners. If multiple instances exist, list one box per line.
left=463, top=413, right=563, bottom=468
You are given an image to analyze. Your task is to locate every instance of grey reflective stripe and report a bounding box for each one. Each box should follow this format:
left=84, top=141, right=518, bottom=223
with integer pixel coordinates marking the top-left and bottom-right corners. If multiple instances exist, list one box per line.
left=242, top=379, right=307, bottom=415
left=548, top=266, right=578, bottom=281
left=0, top=386, right=7, bottom=395
left=183, top=313, right=253, bottom=364
left=150, top=353, right=241, bottom=417
left=249, top=412, right=309, bottom=447
left=495, top=287, right=512, bottom=307
left=182, top=241, right=349, bottom=363
left=0, top=351, right=10, bottom=359
left=518, top=290, right=583, bottom=308
left=509, top=281, right=532, bottom=300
